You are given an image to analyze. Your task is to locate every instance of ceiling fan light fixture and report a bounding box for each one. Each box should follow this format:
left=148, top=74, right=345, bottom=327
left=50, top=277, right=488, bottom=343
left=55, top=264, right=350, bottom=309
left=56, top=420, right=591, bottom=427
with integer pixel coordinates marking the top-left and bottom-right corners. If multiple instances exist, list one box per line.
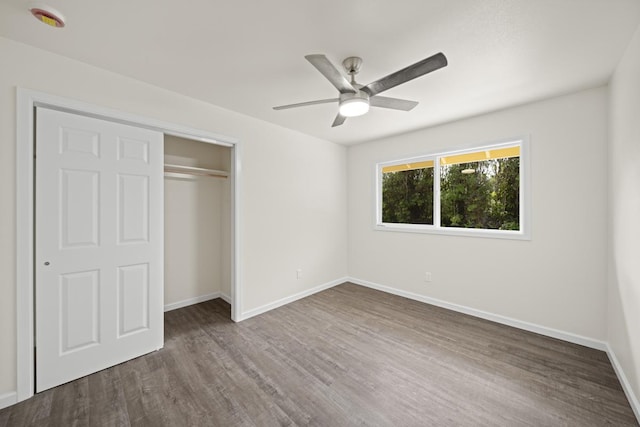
left=338, top=91, right=370, bottom=117
left=339, top=98, right=369, bottom=117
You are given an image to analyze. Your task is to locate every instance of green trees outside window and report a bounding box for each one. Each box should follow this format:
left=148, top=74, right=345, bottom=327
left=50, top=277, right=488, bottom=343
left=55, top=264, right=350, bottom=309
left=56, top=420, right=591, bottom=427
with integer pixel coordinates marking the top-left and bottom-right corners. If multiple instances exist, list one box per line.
left=379, top=143, right=521, bottom=232
left=440, top=157, right=519, bottom=230
left=382, top=166, right=434, bottom=224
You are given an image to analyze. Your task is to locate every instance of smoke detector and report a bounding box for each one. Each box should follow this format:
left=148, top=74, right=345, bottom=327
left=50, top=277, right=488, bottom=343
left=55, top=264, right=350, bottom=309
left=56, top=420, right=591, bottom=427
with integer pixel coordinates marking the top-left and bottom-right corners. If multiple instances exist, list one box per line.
left=30, top=4, right=65, bottom=28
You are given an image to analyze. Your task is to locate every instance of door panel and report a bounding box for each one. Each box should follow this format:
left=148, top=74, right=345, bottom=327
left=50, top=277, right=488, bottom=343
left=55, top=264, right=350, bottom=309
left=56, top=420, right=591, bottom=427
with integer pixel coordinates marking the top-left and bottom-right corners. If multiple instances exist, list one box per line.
left=35, top=108, right=164, bottom=392
left=60, top=270, right=100, bottom=353
left=117, top=263, right=149, bottom=337
left=117, top=174, right=149, bottom=243
left=60, top=169, right=100, bottom=248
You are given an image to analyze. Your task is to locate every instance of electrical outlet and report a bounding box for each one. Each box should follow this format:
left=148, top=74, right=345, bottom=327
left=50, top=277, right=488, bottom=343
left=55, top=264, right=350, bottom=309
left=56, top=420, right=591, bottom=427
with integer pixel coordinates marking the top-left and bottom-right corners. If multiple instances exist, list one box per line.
left=424, top=272, right=432, bottom=282
left=296, top=269, right=302, bottom=279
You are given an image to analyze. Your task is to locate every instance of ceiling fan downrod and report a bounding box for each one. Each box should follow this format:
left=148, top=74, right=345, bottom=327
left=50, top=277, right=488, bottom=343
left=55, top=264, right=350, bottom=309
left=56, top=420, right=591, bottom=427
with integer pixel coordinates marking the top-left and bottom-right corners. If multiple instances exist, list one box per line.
left=342, top=56, right=363, bottom=84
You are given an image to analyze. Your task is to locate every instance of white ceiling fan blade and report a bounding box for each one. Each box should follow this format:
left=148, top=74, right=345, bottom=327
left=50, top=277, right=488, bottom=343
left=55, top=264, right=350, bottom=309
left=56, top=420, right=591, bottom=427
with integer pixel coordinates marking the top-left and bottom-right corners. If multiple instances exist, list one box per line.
left=273, top=98, right=338, bottom=110
left=370, top=96, right=419, bottom=111
left=305, top=54, right=357, bottom=94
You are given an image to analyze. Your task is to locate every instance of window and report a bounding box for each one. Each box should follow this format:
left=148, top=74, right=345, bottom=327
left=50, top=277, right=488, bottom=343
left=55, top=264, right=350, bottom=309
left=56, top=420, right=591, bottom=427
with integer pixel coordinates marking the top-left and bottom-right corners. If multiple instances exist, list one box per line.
left=382, top=160, right=434, bottom=225
left=376, top=139, right=529, bottom=239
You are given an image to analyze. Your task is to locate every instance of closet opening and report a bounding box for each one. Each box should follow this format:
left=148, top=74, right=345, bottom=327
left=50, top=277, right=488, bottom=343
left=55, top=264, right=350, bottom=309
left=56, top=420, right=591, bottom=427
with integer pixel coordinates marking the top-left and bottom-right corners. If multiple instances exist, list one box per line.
left=163, top=135, right=233, bottom=317
left=17, top=88, right=241, bottom=401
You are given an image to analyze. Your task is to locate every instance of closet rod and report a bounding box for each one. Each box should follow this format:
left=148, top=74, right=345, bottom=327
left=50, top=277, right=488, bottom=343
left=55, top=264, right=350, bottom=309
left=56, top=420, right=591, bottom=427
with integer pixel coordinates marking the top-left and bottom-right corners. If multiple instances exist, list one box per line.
left=164, top=164, right=228, bottom=179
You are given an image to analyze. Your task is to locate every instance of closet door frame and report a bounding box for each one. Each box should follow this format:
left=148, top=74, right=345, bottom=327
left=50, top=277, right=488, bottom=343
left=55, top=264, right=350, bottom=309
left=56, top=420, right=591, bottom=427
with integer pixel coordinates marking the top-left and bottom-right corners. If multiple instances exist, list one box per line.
left=15, top=88, right=242, bottom=403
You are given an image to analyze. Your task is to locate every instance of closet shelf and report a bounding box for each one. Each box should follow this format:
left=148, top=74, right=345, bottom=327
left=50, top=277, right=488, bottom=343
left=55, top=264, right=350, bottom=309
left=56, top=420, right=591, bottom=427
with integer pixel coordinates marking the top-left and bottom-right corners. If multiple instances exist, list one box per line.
left=164, top=164, right=228, bottom=178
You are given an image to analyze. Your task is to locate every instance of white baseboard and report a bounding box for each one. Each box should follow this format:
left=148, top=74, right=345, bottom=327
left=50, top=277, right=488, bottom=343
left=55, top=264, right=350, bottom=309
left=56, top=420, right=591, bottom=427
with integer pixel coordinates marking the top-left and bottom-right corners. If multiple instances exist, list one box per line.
left=347, top=277, right=607, bottom=351
left=220, top=293, right=231, bottom=304
left=238, top=277, right=348, bottom=321
left=606, top=344, right=640, bottom=422
left=0, top=391, right=17, bottom=410
left=164, top=292, right=222, bottom=312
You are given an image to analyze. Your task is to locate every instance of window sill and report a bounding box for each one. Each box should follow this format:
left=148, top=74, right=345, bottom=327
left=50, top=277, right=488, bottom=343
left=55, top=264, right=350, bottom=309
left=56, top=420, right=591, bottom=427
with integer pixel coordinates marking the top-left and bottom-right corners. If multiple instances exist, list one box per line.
left=374, top=223, right=531, bottom=241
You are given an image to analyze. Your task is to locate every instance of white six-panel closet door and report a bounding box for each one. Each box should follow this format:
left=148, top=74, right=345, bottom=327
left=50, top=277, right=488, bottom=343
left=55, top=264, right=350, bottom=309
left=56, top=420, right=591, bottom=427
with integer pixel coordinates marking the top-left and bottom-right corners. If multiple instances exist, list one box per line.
left=35, top=108, right=164, bottom=392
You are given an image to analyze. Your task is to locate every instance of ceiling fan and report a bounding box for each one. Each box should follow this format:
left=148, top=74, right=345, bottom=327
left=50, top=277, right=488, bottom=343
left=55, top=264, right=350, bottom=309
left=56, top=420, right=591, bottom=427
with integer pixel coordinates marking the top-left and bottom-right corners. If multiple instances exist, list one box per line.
left=273, top=52, right=448, bottom=127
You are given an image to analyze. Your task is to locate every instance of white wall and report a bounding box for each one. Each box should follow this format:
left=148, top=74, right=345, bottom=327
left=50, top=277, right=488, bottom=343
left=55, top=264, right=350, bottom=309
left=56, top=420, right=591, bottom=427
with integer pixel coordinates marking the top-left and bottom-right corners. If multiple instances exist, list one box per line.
left=609, top=23, right=640, bottom=407
left=164, top=136, right=232, bottom=306
left=0, top=37, right=348, bottom=396
left=348, top=86, right=609, bottom=341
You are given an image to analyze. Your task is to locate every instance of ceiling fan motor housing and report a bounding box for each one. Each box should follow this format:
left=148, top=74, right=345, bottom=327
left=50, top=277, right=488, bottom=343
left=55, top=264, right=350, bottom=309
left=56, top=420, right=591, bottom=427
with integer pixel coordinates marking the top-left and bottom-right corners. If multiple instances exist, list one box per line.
left=339, top=90, right=369, bottom=104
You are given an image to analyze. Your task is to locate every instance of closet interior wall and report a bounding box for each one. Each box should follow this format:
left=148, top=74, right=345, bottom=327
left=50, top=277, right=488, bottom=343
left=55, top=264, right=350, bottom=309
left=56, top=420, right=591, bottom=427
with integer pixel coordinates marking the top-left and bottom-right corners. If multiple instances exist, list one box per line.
left=164, top=135, right=232, bottom=308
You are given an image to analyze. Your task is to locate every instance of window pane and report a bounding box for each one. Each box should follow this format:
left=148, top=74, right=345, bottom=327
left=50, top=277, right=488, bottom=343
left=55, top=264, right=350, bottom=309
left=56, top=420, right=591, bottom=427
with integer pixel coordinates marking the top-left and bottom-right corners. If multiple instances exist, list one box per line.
left=440, top=156, right=519, bottom=230
left=382, top=166, right=434, bottom=225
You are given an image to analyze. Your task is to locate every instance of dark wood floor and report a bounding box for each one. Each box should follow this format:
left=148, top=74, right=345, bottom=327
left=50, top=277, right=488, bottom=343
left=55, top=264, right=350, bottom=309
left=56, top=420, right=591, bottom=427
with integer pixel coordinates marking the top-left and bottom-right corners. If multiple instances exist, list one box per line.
left=1, top=283, right=637, bottom=426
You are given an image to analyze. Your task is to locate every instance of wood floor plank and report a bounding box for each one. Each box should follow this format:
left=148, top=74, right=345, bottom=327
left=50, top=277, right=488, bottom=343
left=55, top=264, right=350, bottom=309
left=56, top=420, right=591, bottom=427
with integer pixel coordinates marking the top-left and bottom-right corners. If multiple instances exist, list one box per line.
left=118, top=356, right=172, bottom=427
left=1, top=282, right=637, bottom=426
left=87, top=366, right=130, bottom=426
left=46, top=377, right=89, bottom=427
left=0, top=407, right=9, bottom=427
left=3, top=389, right=53, bottom=427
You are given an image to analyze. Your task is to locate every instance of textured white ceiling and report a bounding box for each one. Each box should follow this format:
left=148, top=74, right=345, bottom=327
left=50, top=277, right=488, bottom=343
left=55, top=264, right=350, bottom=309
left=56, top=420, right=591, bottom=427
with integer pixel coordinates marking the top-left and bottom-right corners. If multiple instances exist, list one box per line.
left=1, top=0, right=639, bottom=145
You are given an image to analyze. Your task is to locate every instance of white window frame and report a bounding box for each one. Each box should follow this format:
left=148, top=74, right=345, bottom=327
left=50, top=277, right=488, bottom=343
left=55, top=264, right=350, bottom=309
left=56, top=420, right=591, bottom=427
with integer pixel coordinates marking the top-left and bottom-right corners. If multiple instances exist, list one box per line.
left=375, top=137, right=531, bottom=240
